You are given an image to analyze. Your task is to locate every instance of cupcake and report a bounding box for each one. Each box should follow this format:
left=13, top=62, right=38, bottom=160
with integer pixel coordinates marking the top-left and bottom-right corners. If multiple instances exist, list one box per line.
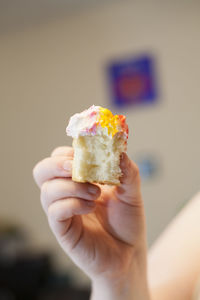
left=66, top=105, right=128, bottom=185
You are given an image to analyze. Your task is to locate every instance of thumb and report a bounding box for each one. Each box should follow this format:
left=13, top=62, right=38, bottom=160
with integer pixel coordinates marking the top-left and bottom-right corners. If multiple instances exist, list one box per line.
left=115, top=153, right=142, bottom=205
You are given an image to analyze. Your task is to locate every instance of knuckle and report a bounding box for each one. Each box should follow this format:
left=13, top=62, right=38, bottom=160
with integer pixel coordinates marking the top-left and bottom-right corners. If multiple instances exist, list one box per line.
left=47, top=204, right=58, bottom=220
left=40, top=193, right=46, bottom=212
left=41, top=179, right=69, bottom=202
left=33, top=157, right=49, bottom=180
left=41, top=181, right=50, bottom=201
left=33, top=161, right=43, bottom=186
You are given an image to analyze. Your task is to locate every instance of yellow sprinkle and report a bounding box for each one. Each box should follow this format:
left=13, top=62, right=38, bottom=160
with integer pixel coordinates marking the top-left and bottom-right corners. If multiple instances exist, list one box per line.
left=98, top=107, right=119, bottom=136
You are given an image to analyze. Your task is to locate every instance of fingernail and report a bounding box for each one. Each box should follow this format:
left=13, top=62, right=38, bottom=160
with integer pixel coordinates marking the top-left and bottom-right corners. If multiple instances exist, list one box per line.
left=63, top=160, right=72, bottom=171
left=88, top=185, right=98, bottom=195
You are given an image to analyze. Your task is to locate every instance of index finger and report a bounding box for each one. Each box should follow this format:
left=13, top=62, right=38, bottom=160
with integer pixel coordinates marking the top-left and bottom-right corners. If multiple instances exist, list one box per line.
left=51, top=146, right=74, bottom=157
left=33, top=156, right=72, bottom=188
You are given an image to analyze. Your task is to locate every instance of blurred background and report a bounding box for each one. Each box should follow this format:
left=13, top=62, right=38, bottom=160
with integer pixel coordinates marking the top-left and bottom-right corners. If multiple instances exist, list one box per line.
left=1, top=0, right=200, bottom=299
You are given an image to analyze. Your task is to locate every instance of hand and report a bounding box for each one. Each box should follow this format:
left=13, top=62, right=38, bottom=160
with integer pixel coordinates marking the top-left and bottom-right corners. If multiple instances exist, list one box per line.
left=33, top=146, right=150, bottom=299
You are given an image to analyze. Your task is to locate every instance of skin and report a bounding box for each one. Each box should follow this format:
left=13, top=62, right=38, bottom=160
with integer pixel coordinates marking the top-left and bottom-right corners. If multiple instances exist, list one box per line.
left=33, top=146, right=150, bottom=300
left=148, top=191, right=200, bottom=300
left=33, top=146, right=200, bottom=299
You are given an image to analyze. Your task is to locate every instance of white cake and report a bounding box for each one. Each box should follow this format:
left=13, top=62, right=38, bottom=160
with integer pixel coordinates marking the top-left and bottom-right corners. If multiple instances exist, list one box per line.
left=66, top=105, right=129, bottom=185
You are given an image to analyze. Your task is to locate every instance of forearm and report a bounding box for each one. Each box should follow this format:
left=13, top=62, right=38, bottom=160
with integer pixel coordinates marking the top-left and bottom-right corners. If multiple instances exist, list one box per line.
left=90, top=250, right=151, bottom=300
left=148, top=192, right=200, bottom=300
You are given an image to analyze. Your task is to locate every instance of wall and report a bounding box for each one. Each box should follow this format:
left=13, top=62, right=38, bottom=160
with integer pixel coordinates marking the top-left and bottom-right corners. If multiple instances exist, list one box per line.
left=1, top=0, right=200, bottom=284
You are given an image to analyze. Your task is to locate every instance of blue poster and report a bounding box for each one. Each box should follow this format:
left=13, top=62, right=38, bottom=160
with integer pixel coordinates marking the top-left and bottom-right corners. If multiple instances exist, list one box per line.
left=107, top=55, right=157, bottom=107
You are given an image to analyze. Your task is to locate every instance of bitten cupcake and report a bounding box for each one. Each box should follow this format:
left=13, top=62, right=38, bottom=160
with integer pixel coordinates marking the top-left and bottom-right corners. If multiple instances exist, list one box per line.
left=66, top=105, right=129, bottom=185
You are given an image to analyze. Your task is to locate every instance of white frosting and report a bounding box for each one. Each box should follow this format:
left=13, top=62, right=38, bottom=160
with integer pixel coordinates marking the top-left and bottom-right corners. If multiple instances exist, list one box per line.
left=66, top=105, right=100, bottom=138
left=66, top=105, right=128, bottom=139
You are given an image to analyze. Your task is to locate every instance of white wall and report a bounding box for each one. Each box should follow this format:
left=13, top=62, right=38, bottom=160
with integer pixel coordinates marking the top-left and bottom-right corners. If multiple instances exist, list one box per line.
left=1, top=0, right=200, bottom=284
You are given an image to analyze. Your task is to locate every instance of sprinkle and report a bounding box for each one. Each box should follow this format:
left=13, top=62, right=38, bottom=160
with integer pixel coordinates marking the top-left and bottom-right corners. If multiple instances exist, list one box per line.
left=66, top=105, right=129, bottom=139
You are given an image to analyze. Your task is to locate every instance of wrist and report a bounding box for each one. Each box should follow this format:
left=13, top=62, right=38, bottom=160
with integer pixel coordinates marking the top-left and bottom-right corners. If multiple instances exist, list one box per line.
left=90, top=250, right=150, bottom=300
left=91, top=278, right=133, bottom=300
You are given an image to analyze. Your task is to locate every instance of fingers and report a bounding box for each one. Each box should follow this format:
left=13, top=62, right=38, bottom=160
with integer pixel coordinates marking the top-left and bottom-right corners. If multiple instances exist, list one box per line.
left=33, top=147, right=74, bottom=187
left=33, top=156, right=72, bottom=187
left=115, top=153, right=142, bottom=205
left=33, top=146, right=101, bottom=244
left=42, top=177, right=100, bottom=241
left=41, top=178, right=101, bottom=213
left=51, top=146, right=73, bottom=157
left=48, top=198, right=95, bottom=222
left=48, top=198, right=96, bottom=238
